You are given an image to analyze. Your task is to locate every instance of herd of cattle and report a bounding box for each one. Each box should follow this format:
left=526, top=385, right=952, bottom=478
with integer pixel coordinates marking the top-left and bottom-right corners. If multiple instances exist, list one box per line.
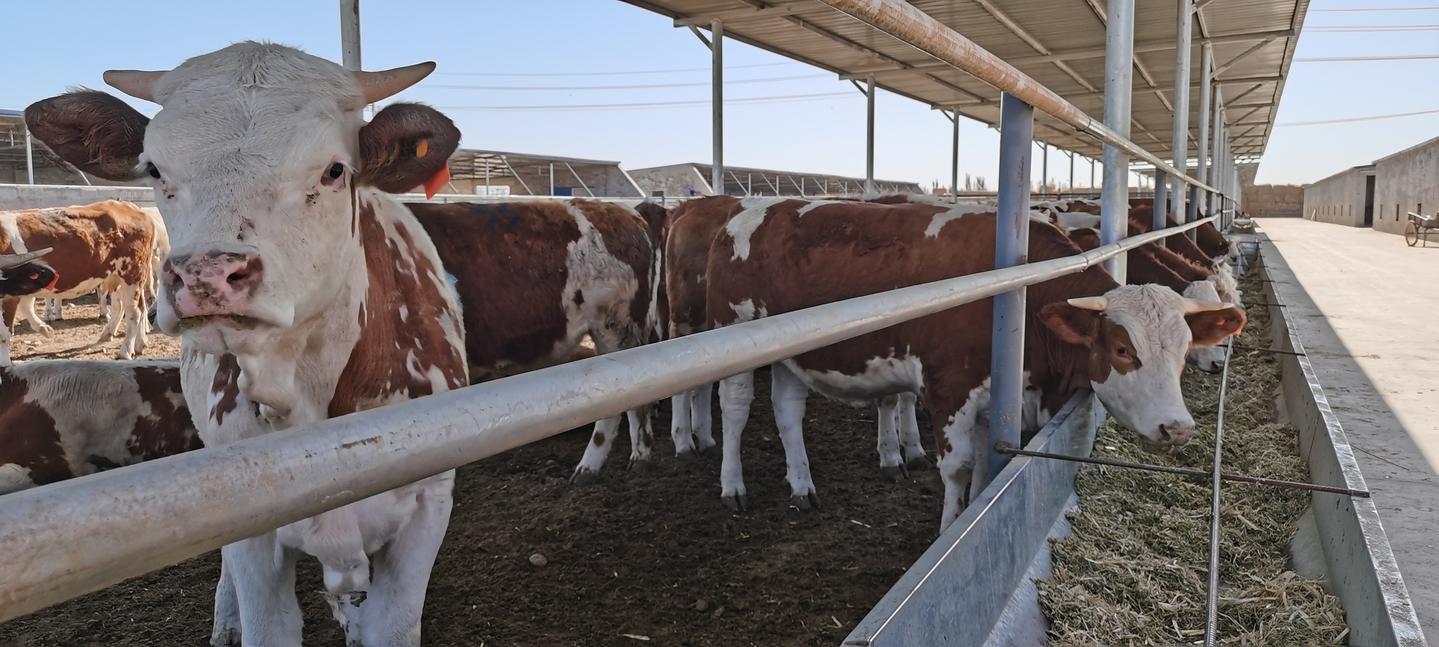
left=0, top=42, right=1244, bottom=645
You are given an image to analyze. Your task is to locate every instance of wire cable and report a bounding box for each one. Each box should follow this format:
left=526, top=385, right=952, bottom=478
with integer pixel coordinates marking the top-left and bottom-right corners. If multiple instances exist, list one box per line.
left=427, top=73, right=828, bottom=91
left=436, top=62, right=794, bottom=77
left=438, top=91, right=854, bottom=112
left=1295, top=53, right=1439, bottom=61
left=1276, top=107, right=1439, bottom=126
left=1312, top=5, right=1439, bottom=11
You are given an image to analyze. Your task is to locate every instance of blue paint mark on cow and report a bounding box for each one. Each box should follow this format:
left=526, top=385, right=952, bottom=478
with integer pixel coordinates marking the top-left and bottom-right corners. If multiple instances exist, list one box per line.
left=467, top=203, right=524, bottom=233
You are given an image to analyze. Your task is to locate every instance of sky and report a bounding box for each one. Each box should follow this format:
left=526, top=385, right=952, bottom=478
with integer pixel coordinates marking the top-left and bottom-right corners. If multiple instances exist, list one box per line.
left=2, top=1, right=1435, bottom=189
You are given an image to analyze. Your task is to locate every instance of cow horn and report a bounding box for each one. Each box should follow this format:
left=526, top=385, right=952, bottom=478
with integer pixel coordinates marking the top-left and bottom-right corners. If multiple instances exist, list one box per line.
left=354, top=62, right=436, bottom=103
left=1181, top=298, right=1232, bottom=314
left=1066, top=296, right=1107, bottom=311
left=0, top=247, right=53, bottom=271
left=104, top=70, right=167, bottom=103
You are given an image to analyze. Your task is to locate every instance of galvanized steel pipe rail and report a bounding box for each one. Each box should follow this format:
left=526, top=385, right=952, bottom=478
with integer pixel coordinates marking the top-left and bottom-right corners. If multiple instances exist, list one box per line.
left=815, top=0, right=1223, bottom=196
left=0, top=215, right=1214, bottom=622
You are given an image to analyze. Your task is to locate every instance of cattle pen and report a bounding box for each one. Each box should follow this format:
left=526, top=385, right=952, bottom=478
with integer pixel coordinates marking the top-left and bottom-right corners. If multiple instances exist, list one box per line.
left=0, top=1, right=1428, bottom=646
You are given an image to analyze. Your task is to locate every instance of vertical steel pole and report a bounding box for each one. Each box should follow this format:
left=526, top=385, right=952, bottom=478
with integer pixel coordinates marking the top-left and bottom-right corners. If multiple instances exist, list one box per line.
left=339, top=0, right=361, bottom=71
left=1211, top=88, right=1224, bottom=217
left=950, top=111, right=960, bottom=203
left=1090, top=157, right=1095, bottom=190
left=548, top=162, right=555, bottom=195
left=1068, top=151, right=1075, bottom=194
left=1040, top=143, right=1048, bottom=195
left=1100, top=0, right=1135, bottom=281
left=484, top=162, right=490, bottom=194
left=1191, top=43, right=1212, bottom=236
left=711, top=20, right=725, bottom=195
left=1153, top=170, right=1168, bottom=238
left=987, top=92, right=1034, bottom=487
left=1170, top=0, right=1193, bottom=230
left=24, top=130, right=35, bottom=185
left=865, top=75, right=876, bottom=195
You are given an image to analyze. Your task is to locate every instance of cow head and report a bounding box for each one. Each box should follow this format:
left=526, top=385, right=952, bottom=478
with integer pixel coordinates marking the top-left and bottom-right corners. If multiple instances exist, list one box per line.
left=1040, top=284, right=1245, bottom=448
left=0, top=248, right=58, bottom=297
left=25, top=42, right=459, bottom=355
left=1181, top=281, right=1238, bottom=373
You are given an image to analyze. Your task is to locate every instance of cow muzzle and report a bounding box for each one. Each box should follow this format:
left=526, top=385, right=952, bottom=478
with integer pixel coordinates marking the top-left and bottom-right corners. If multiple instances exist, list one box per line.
left=163, top=252, right=264, bottom=319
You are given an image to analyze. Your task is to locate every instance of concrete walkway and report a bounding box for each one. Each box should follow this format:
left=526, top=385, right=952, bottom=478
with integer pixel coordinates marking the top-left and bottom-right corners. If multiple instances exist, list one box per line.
left=1259, top=217, right=1439, bottom=637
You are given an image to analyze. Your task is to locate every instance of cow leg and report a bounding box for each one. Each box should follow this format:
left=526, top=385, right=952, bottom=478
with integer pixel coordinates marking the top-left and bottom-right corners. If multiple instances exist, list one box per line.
left=930, top=388, right=982, bottom=532
left=117, top=284, right=147, bottom=359
left=350, top=472, right=454, bottom=647
left=669, top=389, right=696, bottom=457
left=92, top=289, right=125, bottom=344
left=571, top=415, right=622, bottom=485
left=876, top=395, right=906, bottom=480
left=690, top=382, right=715, bottom=453
left=770, top=362, right=818, bottom=510
left=211, top=559, right=241, bottom=646
left=220, top=533, right=302, bottom=646
left=0, top=297, right=17, bottom=367
left=625, top=403, right=656, bottom=473
left=898, top=392, right=930, bottom=472
left=17, top=296, right=52, bottom=336
left=718, top=370, right=755, bottom=511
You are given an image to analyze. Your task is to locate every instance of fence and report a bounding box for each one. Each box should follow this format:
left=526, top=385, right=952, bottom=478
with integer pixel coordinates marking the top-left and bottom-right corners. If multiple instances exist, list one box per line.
left=0, top=0, right=1240, bottom=624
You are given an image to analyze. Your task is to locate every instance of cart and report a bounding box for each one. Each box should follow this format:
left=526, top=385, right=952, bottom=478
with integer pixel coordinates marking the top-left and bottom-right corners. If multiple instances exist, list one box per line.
left=1405, top=212, right=1437, bottom=247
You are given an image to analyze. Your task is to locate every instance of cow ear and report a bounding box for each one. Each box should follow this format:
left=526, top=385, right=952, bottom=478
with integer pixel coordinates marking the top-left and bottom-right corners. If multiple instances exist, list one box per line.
left=357, top=103, right=460, bottom=194
left=25, top=91, right=149, bottom=181
left=1039, top=302, right=1101, bottom=346
left=1186, top=306, right=1246, bottom=347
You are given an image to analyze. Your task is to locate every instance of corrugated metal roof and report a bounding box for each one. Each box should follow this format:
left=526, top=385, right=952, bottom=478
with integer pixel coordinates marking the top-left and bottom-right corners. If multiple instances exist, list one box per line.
left=619, top=0, right=1306, bottom=163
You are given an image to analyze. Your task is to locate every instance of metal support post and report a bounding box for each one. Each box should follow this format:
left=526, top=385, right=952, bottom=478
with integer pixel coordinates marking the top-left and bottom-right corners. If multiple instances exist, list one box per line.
left=986, top=92, right=1034, bottom=488
left=1068, top=151, right=1075, bottom=193
left=1190, top=43, right=1212, bottom=236
left=711, top=20, right=725, bottom=195
left=1100, top=0, right=1136, bottom=281
left=1210, top=88, right=1224, bottom=217
left=1153, top=170, right=1168, bottom=240
left=1170, top=0, right=1193, bottom=230
left=339, top=0, right=361, bottom=71
left=865, top=75, right=876, bottom=195
left=548, top=162, right=555, bottom=195
left=563, top=162, right=594, bottom=197
left=24, top=130, right=35, bottom=185
left=950, top=110, right=960, bottom=202
left=1040, top=143, right=1049, bottom=194
left=1090, top=157, right=1095, bottom=190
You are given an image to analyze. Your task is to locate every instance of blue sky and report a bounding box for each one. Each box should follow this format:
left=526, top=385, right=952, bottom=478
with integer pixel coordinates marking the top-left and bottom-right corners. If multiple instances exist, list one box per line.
left=2, top=1, right=1434, bottom=188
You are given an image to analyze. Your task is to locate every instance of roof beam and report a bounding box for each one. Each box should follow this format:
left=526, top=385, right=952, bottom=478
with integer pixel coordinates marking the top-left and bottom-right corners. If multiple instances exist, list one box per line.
left=1213, top=37, right=1278, bottom=76
left=671, top=0, right=812, bottom=26
left=969, top=0, right=1097, bottom=92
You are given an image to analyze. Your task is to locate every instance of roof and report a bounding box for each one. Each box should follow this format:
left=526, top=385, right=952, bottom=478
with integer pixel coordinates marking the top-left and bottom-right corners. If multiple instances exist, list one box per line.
left=445, top=148, right=626, bottom=183
left=619, top=0, right=1307, bottom=162
left=631, top=161, right=923, bottom=193
left=1373, top=135, right=1439, bottom=165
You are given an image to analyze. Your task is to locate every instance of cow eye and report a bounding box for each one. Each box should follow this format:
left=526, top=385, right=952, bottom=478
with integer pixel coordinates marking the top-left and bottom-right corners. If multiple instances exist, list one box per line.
left=146, top=163, right=161, bottom=180
left=1115, top=345, right=1128, bottom=356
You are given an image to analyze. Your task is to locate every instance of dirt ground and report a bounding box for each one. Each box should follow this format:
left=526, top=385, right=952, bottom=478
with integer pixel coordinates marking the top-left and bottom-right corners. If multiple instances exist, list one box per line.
left=0, top=308, right=944, bottom=646
left=6, top=298, right=181, bottom=362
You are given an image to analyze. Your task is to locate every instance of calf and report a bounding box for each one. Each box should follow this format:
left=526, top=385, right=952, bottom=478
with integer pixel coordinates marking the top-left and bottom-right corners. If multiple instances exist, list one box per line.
left=0, top=201, right=157, bottom=364
left=30, top=41, right=468, bottom=645
left=406, top=199, right=659, bottom=482
left=0, top=359, right=198, bottom=495
left=705, top=200, right=1243, bottom=528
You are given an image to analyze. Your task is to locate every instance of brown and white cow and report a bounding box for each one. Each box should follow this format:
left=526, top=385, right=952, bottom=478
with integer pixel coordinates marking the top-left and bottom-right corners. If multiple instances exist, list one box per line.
left=406, top=199, right=659, bottom=481
left=0, top=201, right=157, bottom=363
left=28, top=42, right=468, bottom=645
left=704, top=199, right=1243, bottom=528
left=665, top=196, right=945, bottom=482
left=0, top=359, right=199, bottom=495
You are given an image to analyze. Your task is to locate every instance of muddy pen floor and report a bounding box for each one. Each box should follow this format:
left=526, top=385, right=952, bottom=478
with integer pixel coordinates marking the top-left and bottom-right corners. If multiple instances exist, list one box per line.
left=0, top=351, right=944, bottom=646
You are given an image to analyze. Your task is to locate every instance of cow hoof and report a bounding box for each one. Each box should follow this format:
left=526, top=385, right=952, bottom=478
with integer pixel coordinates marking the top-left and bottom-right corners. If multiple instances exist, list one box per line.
left=722, top=493, right=748, bottom=512
left=879, top=465, right=907, bottom=482
left=627, top=458, right=653, bottom=475
left=790, top=492, right=821, bottom=511
left=210, top=627, right=241, bottom=647
left=37, top=325, right=54, bottom=337
left=569, top=468, right=599, bottom=486
left=675, top=449, right=699, bottom=462
left=116, top=350, right=134, bottom=360
left=905, top=454, right=933, bottom=472
left=693, top=439, right=717, bottom=455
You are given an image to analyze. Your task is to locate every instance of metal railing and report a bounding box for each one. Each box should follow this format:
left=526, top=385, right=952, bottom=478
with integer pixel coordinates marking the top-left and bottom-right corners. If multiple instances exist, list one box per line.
left=0, top=215, right=1215, bottom=622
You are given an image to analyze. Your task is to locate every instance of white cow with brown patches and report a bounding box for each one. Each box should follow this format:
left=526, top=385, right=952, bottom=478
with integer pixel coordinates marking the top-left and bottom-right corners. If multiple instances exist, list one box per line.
left=28, top=42, right=468, bottom=646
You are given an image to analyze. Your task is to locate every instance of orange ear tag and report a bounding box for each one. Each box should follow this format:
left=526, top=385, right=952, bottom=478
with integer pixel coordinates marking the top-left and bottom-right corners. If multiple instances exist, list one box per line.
left=423, top=165, right=451, bottom=199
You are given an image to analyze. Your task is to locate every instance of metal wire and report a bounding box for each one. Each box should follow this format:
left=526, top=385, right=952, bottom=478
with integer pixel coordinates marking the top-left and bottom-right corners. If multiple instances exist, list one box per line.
left=1226, top=343, right=1306, bottom=357
left=1203, top=340, right=1236, bottom=646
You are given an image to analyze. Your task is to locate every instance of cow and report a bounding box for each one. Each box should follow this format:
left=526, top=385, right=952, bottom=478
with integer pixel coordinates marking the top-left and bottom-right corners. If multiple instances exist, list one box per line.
left=41, top=206, right=169, bottom=327
left=704, top=199, right=1243, bottom=528
left=0, top=201, right=159, bottom=364
left=665, top=196, right=937, bottom=482
left=405, top=199, right=659, bottom=482
left=0, top=359, right=199, bottom=495
left=27, top=41, right=469, bottom=645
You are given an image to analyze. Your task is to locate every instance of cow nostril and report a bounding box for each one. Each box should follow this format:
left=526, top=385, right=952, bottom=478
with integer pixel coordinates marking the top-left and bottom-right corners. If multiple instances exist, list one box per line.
left=1158, top=424, right=1172, bottom=441
left=227, top=271, right=249, bottom=284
